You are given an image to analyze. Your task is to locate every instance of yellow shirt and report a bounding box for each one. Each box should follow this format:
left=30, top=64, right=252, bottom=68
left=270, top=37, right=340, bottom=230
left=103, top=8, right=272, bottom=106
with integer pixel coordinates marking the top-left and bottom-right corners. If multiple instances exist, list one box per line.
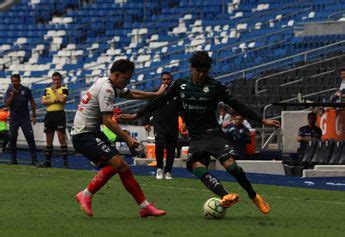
left=43, top=86, right=68, bottom=112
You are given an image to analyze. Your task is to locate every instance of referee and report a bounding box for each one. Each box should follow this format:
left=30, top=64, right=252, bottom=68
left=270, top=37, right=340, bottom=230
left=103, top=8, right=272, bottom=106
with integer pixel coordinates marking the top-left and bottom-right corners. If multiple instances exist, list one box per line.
left=42, top=72, right=69, bottom=168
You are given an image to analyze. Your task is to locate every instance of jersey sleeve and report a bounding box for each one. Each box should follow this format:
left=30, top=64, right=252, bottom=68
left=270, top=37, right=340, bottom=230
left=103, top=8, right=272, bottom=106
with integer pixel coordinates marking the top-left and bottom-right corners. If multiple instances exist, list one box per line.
left=136, top=79, right=180, bottom=118
left=217, top=84, right=263, bottom=123
left=62, top=88, right=69, bottom=97
left=98, top=84, right=115, bottom=114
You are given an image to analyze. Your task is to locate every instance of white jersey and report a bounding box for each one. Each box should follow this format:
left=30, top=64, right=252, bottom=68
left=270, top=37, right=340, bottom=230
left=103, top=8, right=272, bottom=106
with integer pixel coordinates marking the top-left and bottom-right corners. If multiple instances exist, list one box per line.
left=71, top=77, right=129, bottom=135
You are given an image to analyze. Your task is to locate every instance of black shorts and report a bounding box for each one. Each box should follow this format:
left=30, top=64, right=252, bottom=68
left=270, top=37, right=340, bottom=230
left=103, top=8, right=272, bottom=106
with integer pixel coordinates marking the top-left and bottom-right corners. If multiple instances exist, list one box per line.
left=72, top=132, right=119, bottom=167
left=187, top=134, right=238, bottom=166
left=44, top=111, right=66, bottom=133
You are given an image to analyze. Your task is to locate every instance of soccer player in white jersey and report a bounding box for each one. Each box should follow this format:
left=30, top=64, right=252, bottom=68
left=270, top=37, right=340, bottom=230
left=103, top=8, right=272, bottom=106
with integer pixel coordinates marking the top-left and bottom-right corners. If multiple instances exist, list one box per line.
left=72, top=59, right=167, bottom=218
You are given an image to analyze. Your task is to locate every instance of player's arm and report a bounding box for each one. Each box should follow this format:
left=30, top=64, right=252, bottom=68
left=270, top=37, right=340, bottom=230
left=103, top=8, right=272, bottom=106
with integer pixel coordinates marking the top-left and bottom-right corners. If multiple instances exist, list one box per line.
left=219, top=85, right=279, bottom=127
left=102, top=114, right=138, bottom=148
left=119, top=80, right=180, bottom=121
left=29, top=91, right=36, bottom=125
left=123, top=84, right=167, bottom=100
left=42, top=89, right=55, bottom=105
left=4, top=87, right=15, bottom=107
left=55, top=88, right=68, bottom=103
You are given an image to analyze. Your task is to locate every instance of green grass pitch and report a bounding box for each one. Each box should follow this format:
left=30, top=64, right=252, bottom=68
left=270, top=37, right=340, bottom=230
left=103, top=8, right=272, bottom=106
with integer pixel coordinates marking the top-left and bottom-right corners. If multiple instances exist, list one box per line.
left=0, top=164, right=344, bottom=237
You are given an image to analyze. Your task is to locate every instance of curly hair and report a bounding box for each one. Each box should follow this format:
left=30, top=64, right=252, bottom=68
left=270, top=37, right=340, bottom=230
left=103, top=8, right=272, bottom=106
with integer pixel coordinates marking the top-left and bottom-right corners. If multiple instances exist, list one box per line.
left=189, top=51, right=212, bottom=68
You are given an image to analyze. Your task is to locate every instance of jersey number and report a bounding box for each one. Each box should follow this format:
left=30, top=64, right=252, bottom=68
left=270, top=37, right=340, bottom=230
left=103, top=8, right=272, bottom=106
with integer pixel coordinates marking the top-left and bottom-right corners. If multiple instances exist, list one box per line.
left=78, top=91, right=92, bottom=111
left=81, top=91, right=92, bottom=104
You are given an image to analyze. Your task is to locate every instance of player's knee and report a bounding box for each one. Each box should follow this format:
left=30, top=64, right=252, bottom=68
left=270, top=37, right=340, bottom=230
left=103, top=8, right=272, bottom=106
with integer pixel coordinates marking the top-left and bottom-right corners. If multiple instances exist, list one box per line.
left=225, top=162, right=243, bottom=175
left=108, top=155, right=128, bottom=172
left=221, top=156, right=236, bottom=168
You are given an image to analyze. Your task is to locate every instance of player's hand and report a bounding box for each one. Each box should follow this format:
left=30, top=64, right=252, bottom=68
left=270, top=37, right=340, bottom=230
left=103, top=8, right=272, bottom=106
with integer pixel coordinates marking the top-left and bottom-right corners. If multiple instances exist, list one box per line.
left=126, top=136, right=140, bottom=149
left=156, top=84, right=168, bottom=96
left=117, top=113, right=138, bottom=121
left=262, top=119, right=280, bottom=128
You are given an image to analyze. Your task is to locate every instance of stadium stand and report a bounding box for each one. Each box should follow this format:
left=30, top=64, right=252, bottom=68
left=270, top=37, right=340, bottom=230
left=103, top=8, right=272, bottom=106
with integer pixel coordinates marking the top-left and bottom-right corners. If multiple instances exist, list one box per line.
left=0, top=0, right=344, bottom=176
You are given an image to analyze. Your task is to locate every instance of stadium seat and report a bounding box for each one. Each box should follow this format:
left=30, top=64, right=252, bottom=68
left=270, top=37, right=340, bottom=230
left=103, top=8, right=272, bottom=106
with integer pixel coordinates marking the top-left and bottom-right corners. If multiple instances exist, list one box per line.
left=310, top=140, right=333, bottom=165
left=328, top=140, right=343, bottom=165
left=301, top=140, right=317, bottom=167
left=337, top=141, right=345, bottom=165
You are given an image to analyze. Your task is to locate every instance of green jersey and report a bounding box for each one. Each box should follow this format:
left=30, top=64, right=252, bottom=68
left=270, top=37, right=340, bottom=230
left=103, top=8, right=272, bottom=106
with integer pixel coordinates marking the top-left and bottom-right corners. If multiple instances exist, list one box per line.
left=137, top=77, right=262, bottom=138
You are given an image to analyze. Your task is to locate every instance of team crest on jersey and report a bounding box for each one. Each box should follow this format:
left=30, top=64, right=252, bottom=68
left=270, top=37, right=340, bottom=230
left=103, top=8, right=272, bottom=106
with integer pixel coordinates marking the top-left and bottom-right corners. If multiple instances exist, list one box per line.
left=203, top=86, right=209, bottom=93
left=180, top=84, right=186, bottom=90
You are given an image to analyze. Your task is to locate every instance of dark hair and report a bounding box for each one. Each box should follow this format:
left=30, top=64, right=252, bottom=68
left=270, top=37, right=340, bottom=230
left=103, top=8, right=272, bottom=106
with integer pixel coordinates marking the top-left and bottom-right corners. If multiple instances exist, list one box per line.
left=52, top=71, right=62, bottom=79
left=110, top=59, right=135, bottom=74
left=11, top=74, right=20, bottom=81
left=341, top=68, right=345, bottom=72
left=307, top=112, right=317, bottom=118
left=161, top=71, right=172, bottom=78
left=189, top=51, right=212, bottom=68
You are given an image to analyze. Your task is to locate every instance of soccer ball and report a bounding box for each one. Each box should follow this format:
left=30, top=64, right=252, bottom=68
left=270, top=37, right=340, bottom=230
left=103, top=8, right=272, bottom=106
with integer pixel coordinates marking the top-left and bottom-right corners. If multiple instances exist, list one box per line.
left=203, top=197, right=227, bottom=219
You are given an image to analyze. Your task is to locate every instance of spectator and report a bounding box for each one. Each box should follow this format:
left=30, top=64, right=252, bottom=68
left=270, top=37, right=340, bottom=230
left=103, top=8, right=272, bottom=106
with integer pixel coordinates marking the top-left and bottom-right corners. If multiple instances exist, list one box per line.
left=42, top=72, right=69, bottom=168
left=222, top=107, right=252, bottom=130
left=330, top=68, right=345, bottom=103
left=0, top=106, right=10, bottom=153
left=218, top=103, right=231, bottom=130
left=224, top=114, right=251, bottom=160
left=297, top=112, right=322, bottom=154
left=144, top=72, right=179, bottom=180
left=4, top=74, right=40, bottom=166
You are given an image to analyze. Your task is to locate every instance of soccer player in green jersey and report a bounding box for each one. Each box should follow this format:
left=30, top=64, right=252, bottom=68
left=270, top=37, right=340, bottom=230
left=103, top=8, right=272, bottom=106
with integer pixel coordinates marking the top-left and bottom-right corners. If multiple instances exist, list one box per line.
left=120, top=51, right=280, bottom=214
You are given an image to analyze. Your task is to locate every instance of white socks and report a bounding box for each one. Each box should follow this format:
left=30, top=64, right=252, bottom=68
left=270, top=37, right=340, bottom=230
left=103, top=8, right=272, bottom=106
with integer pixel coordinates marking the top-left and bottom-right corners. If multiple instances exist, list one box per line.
left=83, top=188, right=93, bottom=197
left=139, top=200, right=150, bottom=209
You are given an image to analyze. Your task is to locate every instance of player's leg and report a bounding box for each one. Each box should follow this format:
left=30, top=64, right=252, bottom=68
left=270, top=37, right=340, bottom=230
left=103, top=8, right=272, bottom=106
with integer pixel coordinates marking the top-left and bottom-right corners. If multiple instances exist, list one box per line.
left=44, top=131, right=54, bottom=167
left=56, top=111, right=68, bottom=168
left=163, top=133, right=177, bottom=179
left=20, top=118, right=39, bottom=165
left=9, top=119, right=19, bottom=164
left=43, top=114, right=55, bottom=167
left=154, top=133, right=165, bottom=179
left=57, top=130, right=68, bottom=168
left=107, top=156, right=166, bottom=217
left=186, top=151, right=239, bottom=208
left=222, top=157, right=269, bottom=214
left=73, top=132, right=166, bottom=217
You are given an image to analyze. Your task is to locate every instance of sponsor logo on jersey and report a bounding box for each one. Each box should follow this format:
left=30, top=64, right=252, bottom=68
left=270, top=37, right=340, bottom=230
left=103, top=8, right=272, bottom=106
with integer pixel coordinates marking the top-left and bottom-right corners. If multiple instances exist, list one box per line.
left=203, top=86, right=209, bottom=93
left=180, top=84, right=186, bottom=90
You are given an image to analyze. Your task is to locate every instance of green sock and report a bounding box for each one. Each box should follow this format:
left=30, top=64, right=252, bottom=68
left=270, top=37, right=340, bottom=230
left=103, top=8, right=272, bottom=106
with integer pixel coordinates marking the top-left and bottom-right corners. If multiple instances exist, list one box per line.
left=193, top=167, right=229, bottom=198
left=226, top=163, right=256, bottom=199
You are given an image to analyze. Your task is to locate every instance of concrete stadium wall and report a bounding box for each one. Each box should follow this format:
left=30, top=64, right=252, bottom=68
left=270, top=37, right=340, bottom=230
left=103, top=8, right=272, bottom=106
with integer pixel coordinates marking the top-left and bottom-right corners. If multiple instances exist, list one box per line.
left=296, top=21, right=345, bottom=36
left=281, top=111, right=310, bottom=153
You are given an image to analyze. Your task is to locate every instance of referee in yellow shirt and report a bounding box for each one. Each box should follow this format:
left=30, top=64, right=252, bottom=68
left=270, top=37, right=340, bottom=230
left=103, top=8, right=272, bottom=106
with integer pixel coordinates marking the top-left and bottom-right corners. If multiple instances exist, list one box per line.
left=42, top=72, right=69, bottom=168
